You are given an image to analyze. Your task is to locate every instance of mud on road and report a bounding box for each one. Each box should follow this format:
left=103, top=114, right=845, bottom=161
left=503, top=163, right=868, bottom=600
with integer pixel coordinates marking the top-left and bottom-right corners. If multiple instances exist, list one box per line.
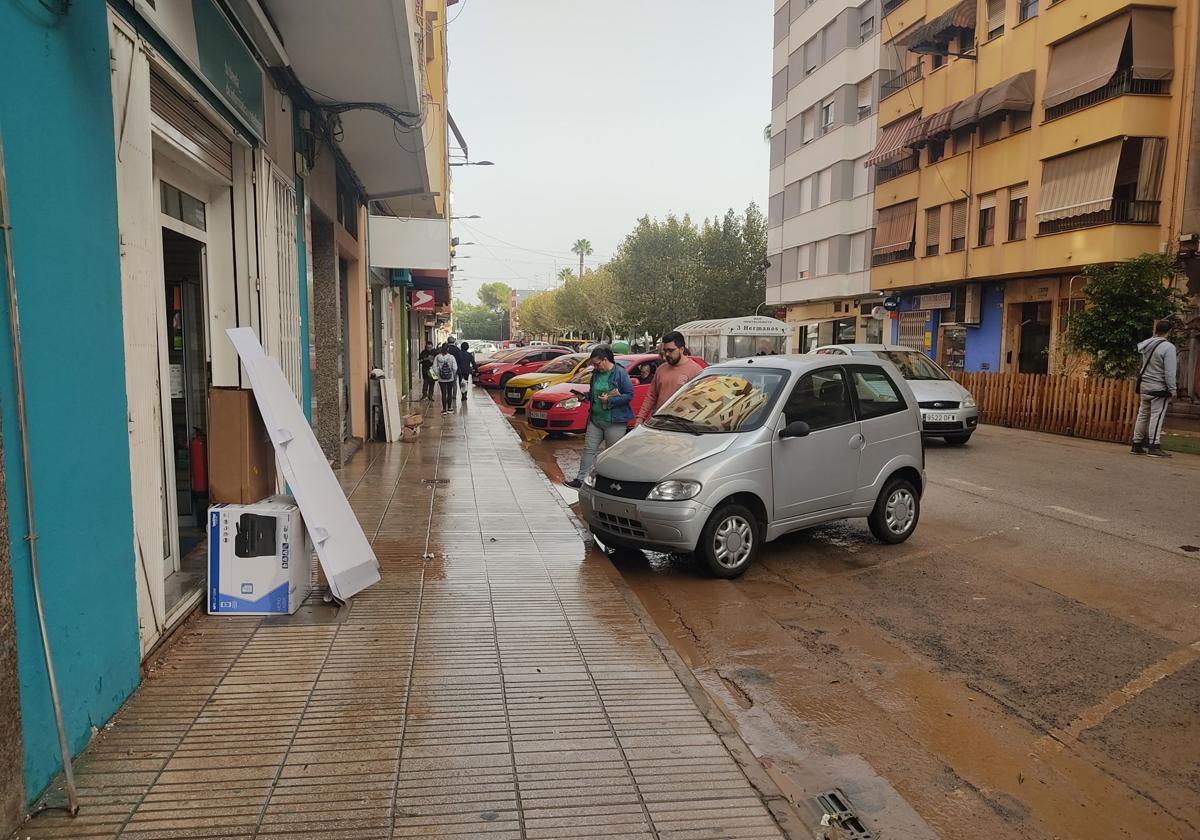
left=493, top=390, right=1200, bottom=840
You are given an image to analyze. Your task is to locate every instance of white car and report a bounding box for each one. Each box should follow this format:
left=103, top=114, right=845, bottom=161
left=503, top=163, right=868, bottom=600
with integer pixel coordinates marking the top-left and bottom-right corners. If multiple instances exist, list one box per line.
left=813, top=344, right=978, bottom=445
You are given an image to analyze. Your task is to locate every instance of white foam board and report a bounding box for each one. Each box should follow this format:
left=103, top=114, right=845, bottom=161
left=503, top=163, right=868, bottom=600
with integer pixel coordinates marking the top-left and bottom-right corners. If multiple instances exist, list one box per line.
left=381, top=378, right=403, bottom=442
left=226, top=328, right=380, bottom=601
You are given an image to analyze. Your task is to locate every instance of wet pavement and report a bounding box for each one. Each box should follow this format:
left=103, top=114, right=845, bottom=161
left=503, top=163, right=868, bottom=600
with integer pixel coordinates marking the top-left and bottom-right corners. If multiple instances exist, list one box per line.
left=15, top=392, right=797, bottom=840
left=502, top=395, right=1200, bottom=840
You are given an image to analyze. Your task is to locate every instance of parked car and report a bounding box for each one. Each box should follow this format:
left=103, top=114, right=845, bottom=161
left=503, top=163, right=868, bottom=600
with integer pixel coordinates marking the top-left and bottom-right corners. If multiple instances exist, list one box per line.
left=579, top=355, right=926, bottom=578
left=527, top=354, right=708, bottom=434
left=474, top=346, right=572, bottom=388
left=460, top=339, right=499, bottom=361
left=503, top=353, right=589, bottom=407
left=813, top=344, right=978, bottom=445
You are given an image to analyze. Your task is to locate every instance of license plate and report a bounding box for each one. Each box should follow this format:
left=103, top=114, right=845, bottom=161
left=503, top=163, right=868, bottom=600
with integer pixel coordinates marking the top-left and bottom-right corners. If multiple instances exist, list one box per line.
left=529, top=410, right=547, bottom=420
left=597, top=497, right=637, bottom=519
left=507, top=390, right=522, bottom=400
left=925, top=413, right=957, bottom=422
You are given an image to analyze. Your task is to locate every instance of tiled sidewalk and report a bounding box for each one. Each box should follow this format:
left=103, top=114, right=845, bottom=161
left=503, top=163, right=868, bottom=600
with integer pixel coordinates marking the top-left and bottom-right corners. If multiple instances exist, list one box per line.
left=16, top=393, right=788, bottom=840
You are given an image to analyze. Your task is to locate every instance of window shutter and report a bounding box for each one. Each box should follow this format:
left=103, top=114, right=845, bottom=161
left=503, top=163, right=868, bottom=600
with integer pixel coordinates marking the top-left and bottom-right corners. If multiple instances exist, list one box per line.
left=1009, top=183, right=1029, bottom=202
left=951, top=200, right=968, bottom=239
left=925, top=207, right=941, bottom=247
left=987, top=0, right=1005, bottom=34
left=979, top=193, right=997, bottom=211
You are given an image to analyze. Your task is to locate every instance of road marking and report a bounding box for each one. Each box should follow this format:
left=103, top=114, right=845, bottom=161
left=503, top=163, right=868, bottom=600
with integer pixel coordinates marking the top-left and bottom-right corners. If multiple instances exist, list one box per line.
left=942, top=477, right=996, bottom=492
left=1047, top=505, right=1109, bottom=523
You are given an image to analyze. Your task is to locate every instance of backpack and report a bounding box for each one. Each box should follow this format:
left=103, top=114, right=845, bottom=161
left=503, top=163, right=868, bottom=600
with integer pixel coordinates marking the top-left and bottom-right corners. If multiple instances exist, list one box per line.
left=437, top=356, right=455, bottom=379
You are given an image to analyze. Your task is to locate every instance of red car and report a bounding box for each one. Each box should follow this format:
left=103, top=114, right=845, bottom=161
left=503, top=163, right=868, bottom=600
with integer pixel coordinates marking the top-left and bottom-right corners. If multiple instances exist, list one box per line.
left=526, top=353, right=708, bottom=434
left=474, top=346, right=572, bottom=388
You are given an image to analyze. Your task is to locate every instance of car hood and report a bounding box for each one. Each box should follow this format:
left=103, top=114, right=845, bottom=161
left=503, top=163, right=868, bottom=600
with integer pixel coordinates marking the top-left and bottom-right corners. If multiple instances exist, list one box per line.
left=531, top=382, right=587, bottom=404
left=507, top=371, right=560, bottom=388
left=905, top=378, right=970, bottom=403
left=594, top=427, right=736, bottom=482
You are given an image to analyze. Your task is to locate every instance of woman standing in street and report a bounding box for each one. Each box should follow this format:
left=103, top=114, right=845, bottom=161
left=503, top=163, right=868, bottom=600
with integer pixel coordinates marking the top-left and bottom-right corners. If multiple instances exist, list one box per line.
left=566, top=346, right=634, bottom=488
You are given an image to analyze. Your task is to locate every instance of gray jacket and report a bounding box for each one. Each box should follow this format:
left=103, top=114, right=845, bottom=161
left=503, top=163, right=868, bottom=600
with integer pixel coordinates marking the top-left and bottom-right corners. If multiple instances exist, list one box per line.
left=1136, top=337, right=1177, bottom=394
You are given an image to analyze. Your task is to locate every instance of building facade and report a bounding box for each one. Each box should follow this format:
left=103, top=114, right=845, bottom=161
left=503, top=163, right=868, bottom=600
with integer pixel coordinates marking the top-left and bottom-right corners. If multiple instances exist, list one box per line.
left=768, top=0, right=886, bottom=352
left=867, top=0, right=1195, bottom=378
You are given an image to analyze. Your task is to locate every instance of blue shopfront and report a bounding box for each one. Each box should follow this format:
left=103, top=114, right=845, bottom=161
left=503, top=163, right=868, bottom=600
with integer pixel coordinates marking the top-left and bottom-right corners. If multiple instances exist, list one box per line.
left=889, top=283, right=1005, bottom=373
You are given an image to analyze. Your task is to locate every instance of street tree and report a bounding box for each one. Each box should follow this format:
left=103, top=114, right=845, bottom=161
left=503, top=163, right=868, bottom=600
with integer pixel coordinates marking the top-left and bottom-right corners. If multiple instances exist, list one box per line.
left=477, top=282, right=512, bottom=315
left=1066, top=253, right=1185, bottom=378
left=454, top=301, right=503, bottom=340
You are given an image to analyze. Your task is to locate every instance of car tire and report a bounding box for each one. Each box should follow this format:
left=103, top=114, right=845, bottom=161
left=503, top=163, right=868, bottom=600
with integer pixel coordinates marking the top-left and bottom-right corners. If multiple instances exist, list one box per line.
left=868, top=478, right=920, bottom=544
left=699, top=503, right=760, bottom=579
left=943, top=433, right=972, bottom=446
left=499, top=373, right=514, bottom=389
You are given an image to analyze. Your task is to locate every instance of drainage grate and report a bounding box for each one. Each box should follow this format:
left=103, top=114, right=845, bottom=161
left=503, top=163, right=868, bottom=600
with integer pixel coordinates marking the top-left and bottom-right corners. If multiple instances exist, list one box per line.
left=421, top=478, right=450, bottom=486
left=815, top=789, right=876, bottom=839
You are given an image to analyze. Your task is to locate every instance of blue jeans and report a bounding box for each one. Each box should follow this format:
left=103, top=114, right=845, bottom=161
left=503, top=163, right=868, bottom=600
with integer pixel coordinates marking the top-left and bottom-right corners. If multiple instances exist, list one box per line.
left=576, top=420, right=628, bottom=481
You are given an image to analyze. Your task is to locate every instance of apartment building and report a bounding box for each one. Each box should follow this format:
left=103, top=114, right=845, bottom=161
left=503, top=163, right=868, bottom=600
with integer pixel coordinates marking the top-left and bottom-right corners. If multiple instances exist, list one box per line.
left=767, top=0, right=887, bottom=351
left=868, top=0, right=1195, bottom=377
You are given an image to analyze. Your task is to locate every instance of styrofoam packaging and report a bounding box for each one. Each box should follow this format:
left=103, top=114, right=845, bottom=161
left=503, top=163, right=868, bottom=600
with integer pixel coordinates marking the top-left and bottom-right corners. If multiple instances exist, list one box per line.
left=208, top=496, right=312, bottom=615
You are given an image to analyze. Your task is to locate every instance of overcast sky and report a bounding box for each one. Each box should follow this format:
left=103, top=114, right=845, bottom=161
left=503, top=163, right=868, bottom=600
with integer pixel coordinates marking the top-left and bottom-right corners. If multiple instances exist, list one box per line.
left=445, top=0, right=772, bottom=304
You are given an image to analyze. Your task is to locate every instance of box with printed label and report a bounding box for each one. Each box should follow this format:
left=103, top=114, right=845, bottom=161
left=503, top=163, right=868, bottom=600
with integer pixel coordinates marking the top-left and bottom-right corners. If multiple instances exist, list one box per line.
left=207, top=496, right=312, bottom=615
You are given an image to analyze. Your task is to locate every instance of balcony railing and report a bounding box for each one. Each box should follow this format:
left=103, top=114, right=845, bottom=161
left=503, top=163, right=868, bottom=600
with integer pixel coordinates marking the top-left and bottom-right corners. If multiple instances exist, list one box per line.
left=876, top=154, right=919, bottom=184
left=1045, top=69, right=1170, bottom=122
left=1037, top=199, right=1160, bottom=235
left=872, top=245, right=916, bottom=266
left=882, top=65, right=923, bottom=100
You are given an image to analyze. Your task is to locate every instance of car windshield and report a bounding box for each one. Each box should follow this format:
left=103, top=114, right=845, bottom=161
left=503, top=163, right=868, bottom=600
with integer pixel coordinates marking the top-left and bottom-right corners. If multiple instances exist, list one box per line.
left=649, top=369, right=788, bottom=433
left=540, top=355, right=582, bottom=375
left=856, top=350, right=949, bottom=381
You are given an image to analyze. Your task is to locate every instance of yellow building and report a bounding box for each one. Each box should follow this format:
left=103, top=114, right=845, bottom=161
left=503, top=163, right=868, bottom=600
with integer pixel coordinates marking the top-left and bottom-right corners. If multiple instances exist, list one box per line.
left=867, top=0, right=1195, bottom=376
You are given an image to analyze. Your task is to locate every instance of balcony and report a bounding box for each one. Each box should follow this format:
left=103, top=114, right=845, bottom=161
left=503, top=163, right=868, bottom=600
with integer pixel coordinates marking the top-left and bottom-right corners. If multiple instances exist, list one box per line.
left=1037, top=200, right=1160, bottom=236
left=882, top=65, right=923, bottom=100
left=877, top=153, right=919, bottom=184
left=872, top=245, right=916, bottom=266
left=1044, top=70, right=1170, bottom=122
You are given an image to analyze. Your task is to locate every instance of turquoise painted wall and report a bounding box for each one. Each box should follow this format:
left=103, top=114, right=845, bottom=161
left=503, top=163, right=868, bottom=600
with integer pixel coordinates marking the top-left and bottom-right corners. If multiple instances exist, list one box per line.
left=0, top=1, right=142, bottom=801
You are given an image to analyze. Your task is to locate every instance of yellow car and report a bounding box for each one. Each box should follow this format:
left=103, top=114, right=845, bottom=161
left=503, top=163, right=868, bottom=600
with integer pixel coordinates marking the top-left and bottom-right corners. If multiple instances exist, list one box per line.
left=503, top=353, right=589, bottom=408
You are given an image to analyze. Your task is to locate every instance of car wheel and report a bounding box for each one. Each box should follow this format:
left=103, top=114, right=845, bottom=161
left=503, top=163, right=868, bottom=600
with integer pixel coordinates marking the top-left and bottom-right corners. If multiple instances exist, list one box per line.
left=699, top=503, right=760, bottom=579
left=868, top=478, right=920, bottom=544
left=943, top=433, right=972, bottom=446
left=499, top=373, right=514, bottom=388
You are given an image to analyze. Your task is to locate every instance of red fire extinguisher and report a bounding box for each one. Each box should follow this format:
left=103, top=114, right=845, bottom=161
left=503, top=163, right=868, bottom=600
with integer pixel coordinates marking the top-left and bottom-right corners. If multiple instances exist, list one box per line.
left=189, top=429, right=208, bottom=495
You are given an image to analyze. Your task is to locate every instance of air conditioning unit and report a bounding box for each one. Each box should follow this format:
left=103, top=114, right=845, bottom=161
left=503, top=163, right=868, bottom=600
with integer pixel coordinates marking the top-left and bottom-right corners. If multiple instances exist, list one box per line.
left=962, top=283, right=981, bottom=325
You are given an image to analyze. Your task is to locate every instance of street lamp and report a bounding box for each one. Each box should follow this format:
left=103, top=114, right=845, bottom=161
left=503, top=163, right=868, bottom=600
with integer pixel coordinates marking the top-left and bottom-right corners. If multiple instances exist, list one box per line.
left=449, top=160, right=495, bottom=167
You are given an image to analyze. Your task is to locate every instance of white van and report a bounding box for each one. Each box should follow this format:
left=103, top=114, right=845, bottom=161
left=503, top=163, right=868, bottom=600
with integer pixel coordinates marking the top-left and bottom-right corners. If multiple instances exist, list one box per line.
left=676, top=316, right=794, bottom=365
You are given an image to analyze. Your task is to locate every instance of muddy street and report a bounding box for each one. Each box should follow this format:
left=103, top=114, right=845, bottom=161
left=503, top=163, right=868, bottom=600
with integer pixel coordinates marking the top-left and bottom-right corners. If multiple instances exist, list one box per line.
left=493, top=391, right=1200, bottom=840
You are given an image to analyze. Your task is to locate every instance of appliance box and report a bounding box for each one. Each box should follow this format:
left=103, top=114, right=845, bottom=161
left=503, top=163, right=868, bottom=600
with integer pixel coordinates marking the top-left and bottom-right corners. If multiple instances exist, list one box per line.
left=208, top=496, right=312, bottom=615
left=209, top=387, right=277, bottom=504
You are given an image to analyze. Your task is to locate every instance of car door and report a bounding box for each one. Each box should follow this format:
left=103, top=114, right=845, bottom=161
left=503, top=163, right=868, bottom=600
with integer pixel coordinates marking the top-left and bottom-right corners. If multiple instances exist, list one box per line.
left=846, top=364, right=914, bottom=501
left=772, top=367, right=862, bottom=520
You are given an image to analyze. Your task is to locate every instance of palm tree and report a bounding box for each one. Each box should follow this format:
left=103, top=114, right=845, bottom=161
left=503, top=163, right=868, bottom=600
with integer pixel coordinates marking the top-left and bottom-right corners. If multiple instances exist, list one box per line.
left=571, top=238, right=593, bottom=278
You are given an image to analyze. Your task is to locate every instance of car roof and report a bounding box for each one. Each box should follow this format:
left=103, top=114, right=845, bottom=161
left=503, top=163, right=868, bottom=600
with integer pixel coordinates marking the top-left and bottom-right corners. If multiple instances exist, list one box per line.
left=709, top=354, right=894, bottom=373
left=811, top=344, right=912, bottom=353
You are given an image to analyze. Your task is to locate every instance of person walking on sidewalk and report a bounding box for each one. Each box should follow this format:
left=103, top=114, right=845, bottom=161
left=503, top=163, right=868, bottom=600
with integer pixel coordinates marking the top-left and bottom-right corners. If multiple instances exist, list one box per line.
left=634, top=331, right=703, bottom=426
left=1131, top=319, right=1179, bottom=457
left=418, top=342, right=437, bottom=402
left=566, top=346, right=634, bottom=489
left=458, top=341, right=475, bottom=402
left=434, top=344, right=458, bottom=415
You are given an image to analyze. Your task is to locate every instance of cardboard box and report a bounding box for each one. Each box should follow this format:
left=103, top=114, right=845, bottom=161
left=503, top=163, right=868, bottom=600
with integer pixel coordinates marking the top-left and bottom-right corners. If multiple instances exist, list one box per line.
left=209, top=387, right=276, bottom=504
left=207, top=496, right=312, bottom=615
left=403, top=413, right=423, bottom=428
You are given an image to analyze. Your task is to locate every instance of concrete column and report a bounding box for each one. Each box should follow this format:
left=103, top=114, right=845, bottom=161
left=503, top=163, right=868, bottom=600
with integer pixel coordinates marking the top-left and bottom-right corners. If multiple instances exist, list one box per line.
left=0, top=425, right=24, bottom=837
left=310, top=214, right=344, bottom=466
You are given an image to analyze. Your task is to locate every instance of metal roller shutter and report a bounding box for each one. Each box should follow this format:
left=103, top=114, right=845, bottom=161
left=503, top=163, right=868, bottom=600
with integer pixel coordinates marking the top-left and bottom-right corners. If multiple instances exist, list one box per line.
left=150, top=68, right=233, bottom=181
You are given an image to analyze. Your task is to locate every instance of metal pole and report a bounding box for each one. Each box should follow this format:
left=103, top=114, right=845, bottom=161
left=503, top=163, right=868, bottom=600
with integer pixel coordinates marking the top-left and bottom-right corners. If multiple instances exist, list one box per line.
left=0, top=133, right=80, bottom=815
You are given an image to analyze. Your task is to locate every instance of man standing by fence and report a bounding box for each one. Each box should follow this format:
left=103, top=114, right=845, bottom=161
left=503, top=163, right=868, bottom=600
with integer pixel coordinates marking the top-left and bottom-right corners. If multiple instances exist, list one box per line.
left=1131, top=320, right=1178, bottom=458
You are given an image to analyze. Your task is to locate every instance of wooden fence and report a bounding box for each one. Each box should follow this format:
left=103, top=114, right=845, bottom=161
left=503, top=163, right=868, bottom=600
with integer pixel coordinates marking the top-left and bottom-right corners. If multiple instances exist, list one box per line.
left=950, top=372, right=1140, bottom=443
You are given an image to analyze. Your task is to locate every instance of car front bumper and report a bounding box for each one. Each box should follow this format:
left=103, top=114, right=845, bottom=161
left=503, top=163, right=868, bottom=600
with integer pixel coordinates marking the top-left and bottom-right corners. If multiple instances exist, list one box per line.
left=579, top=486, right=709, bottom=553
left=920, top=406, right=979, bottom=435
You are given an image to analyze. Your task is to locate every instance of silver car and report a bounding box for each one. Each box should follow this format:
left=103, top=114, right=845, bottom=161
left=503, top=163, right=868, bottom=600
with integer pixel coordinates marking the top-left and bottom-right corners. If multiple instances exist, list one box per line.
left=813, top=344, right=979, bottom=445
left=579, top=355, right=926, bottom=578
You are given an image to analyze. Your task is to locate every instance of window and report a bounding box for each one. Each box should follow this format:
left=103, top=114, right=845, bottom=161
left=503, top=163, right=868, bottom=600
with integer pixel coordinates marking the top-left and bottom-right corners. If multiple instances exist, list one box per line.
left=860, top=15, right=875, bottom=43
left=950, top=200, right=968, bottom=251
left=931, top=53, right=945, bottom=71
left=925, top=207, right=941, bottom=256
left=849, top=231, right=868, bottom=271
left=804, top=37, right=819, bottom=74
left=849, top=366, right=907, bottom=420
left=799, top=176, right=815, bottom=213
left=1010, top=110, right=1032, bottom=133
left=774, top=3, right=790, bottom=45
left=1008, top=184, right=1028, bottom=241
left=1037, top=137, right=1165, bottom=234
left=817, top=169, right=833, bottom=206
left=784, top=180, right=802, bottom=218
left=952, top=128, right=973, bottom=156
left=1019, top=0, right=1038, bottom=23
left=927, top=138, right=946, bottom=164
left=802, top=110, right=815, bottom=143
left=160, top=182, right=207, bottom=230
left=820, top=99, right=836, bottom=132
left=979, top=118, right=1002, bottom=145
left=978, top=193, right=996, bottom=246
left=853, top=156, right=870, bottom=196
left=782, top=369, right=855, bottom=431
left=834, top=318, right=858, bottom=344
left=987, top=0, right=1005, bottom=39
left=797, top=244, right=812, bottom=278
left=857, top=79, right=872, bottom=120
left=815, top=239, right=831, bottom=275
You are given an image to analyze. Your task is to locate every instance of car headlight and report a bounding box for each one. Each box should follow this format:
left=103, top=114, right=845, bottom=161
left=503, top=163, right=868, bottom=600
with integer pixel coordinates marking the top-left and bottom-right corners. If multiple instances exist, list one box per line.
left=647, top=480, right=702, bottom=501
left=535, top=382, right=548, bottom=390
left=962, top=395, right=977, bottom=408
left=583, top=469, right=597, bottom=488
left=559, top=397, right=581, bottom=410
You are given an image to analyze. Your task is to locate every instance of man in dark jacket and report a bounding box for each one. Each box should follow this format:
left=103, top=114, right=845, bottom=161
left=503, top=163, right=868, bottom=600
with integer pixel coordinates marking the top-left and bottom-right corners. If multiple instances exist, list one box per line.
left=458, top=342, right=475, bottom=401
left=566, top=346, right=634, bottom=489
left=418, top=343, right=436, bottom=401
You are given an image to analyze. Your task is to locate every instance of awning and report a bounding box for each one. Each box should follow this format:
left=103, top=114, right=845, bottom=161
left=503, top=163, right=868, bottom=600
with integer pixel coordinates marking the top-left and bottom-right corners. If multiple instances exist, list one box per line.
left=925, top=102, right=958, bottom=137
left=1043, top=14, right=1130, bottom=109
left=903, top=115, right=934, bottom=148
left=873, top=201, right=918, bottom=255
left=896, top=0, right=977, bottom=50
left=1036, top=140, right=1123, bottom=222
left=949, top=90, right=986, bottom=131
left=1131, top=9, right=1174, bottom=82
left=978, top=71, right=1036, bottom=121
left=865, top=113, right=921, bottom=167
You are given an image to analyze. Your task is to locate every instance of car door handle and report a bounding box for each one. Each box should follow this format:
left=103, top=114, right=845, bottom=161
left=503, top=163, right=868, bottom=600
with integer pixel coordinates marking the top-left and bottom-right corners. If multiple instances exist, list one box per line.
left=849, top=433, right=865, bottom=450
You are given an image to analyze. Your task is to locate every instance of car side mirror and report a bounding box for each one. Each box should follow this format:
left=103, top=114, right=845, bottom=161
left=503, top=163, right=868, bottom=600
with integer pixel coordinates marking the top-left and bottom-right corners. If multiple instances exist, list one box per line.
left=780, top=420, right=811, bottom=439
left=629, top=377, right=641, bottom=386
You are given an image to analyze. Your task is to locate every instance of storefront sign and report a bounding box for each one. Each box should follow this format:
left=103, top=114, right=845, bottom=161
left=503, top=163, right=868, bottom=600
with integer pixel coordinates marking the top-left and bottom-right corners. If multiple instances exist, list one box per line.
left=917, top=292, right=952, bottom=310
left=883, top=295, right=900, bottom=311
left=389, top=269, right=414, bottom=288
left=411, top=289, right=436, bottom=312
